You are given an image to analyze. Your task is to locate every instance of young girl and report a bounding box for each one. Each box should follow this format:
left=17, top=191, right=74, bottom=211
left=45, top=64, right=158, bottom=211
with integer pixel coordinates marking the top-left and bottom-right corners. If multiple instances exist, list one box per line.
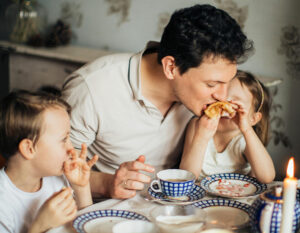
left=180, top=70, right=275, bottom=183
left=0, top=90, right=98, bottom=233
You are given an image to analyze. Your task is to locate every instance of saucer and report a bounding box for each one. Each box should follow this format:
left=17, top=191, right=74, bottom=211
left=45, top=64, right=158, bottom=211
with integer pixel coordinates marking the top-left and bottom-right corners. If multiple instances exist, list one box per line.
left=148, top=184, right=206, bottom=205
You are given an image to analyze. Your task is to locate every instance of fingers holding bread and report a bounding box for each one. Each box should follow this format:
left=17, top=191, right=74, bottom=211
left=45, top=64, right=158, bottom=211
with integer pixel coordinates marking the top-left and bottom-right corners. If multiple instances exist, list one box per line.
left=204, top=101, right=236, bottom=118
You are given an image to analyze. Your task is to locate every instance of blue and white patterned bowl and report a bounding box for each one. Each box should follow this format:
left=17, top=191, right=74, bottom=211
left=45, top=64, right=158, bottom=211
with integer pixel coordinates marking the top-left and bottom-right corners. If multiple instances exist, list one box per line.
left=193, top=199, right=251, bottom=229
left=200, top=173, right=267, bottom=198
left=73, top=209, right=149, bottom=233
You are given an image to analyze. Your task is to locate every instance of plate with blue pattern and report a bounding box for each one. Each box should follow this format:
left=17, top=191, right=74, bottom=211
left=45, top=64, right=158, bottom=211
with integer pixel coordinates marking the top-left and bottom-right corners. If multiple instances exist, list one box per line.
left=200, top=173, right=267, bottom=198
left=148, top=184, right=206, bottom=205
left=73, top=209, right=149, bottom=233
left=193, top=199, right=251, bottom=230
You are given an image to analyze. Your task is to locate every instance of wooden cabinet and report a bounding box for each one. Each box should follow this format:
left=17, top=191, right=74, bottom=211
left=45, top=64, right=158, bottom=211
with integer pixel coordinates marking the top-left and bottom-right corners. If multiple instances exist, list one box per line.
left=9, top=53, right=82, bottom=91
left=0, top=40, right=112, bottom=99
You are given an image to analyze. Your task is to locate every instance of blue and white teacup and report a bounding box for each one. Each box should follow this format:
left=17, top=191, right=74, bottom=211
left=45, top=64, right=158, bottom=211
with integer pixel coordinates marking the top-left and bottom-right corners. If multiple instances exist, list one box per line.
left=150, top=169, right=195, bottom=199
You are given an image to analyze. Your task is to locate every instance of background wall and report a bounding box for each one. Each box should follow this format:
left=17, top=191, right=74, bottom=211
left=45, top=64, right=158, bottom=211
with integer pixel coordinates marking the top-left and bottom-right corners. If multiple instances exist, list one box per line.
left=1, top=0, right=300, bottom=179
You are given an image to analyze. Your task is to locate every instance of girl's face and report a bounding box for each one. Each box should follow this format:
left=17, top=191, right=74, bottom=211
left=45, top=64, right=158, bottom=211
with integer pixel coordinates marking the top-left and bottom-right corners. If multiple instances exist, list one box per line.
left=32, top=107, right=73, bottom=177
left=218, top=78, right=255, bottom=132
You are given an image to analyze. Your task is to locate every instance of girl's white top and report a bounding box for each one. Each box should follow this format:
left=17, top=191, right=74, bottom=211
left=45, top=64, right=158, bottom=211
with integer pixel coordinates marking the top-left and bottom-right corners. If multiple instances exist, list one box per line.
left=199, top=134, right=251, bottom=180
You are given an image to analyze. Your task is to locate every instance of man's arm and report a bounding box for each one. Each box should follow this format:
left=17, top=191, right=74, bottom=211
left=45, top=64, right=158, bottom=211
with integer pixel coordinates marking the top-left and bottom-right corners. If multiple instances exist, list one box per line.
left=63, top=76, right=156, bottom=198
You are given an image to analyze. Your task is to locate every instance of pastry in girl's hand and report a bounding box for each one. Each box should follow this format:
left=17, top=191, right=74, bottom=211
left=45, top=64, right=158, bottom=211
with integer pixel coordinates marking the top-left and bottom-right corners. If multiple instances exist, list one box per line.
left=204, top=101, right=235, bottom=118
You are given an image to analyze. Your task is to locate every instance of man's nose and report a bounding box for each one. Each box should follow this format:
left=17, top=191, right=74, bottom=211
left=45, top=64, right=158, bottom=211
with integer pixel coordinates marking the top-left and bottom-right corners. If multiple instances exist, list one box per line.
left=212, top=84, right=228, bottom=101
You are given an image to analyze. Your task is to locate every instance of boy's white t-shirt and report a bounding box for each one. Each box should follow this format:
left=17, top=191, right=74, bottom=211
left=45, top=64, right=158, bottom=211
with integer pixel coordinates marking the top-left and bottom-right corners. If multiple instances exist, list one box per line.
left=200, top=134, right=251, bottom=179
left=0, top=168, right=69, bottom=233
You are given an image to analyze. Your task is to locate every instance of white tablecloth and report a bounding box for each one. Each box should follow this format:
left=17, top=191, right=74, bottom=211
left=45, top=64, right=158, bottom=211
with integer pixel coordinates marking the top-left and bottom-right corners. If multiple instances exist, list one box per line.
left=47, top=181, right=296, bottom=233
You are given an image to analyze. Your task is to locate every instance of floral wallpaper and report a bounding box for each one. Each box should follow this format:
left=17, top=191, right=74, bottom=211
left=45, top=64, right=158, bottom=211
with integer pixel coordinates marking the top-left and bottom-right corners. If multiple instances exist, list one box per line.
left=60, top=2, right=83, bottom=28
left=278, top=26, right=300, bottom=80
left=269, top=86, right=292, bottom=148
left=214, top=0, right=248, bottom=29
left=105, top=0, right=131, bottom=26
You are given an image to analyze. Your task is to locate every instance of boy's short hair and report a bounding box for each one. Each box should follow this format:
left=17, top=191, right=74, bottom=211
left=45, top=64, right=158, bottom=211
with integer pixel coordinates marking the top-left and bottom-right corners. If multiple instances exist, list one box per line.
left=0, top=89, right=71, bottom=160
left=157, top=4, right=254, bottom=74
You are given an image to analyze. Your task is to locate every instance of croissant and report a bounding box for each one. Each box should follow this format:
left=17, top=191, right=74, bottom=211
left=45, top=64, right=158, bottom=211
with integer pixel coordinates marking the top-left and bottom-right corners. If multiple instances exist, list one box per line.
left=204, top=101, right=235, bottom=118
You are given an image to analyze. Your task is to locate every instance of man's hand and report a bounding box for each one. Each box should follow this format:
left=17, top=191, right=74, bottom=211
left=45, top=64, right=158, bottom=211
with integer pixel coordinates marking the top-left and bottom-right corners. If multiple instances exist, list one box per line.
left=109, top=155, right=155, bottom=199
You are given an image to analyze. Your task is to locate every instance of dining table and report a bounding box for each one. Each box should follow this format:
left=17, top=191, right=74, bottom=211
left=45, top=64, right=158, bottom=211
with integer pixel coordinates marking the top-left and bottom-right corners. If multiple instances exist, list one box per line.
left=47, top=180, right=299, bottom=233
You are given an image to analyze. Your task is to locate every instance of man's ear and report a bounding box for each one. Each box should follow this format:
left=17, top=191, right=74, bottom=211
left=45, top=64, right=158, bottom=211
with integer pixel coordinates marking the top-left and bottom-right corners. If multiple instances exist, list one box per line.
left=19, top=139, right=35, bottom=160
left=161, top=56, right=177, bottom=80
left=251, top=112, right=262, bottom=126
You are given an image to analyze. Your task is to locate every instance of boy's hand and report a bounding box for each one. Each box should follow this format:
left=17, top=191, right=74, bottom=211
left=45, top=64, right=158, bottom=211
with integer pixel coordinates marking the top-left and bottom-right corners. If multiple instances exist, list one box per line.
left=30, top=187, right=77, bottom=233
left=64, top=144, right=98, bottom=187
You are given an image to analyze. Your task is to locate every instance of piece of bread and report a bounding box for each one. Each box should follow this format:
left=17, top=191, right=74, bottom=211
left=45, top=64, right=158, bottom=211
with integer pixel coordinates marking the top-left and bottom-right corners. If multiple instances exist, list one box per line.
left=204, top=101, right=235, bottom=118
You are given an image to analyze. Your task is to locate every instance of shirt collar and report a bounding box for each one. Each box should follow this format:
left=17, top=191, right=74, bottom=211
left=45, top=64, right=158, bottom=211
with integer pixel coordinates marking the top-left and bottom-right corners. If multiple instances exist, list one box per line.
left=128, top=41, right=160, bottom=101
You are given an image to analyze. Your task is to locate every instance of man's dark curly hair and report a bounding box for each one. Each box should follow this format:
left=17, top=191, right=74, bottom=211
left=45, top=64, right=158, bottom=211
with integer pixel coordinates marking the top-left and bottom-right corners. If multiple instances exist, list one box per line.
left=157, top=4, right=254, bottom=74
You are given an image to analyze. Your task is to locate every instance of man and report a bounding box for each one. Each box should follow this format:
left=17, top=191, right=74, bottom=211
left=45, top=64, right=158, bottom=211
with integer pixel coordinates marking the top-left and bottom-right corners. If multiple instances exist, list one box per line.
left=62, top=4, right=253, bottom=199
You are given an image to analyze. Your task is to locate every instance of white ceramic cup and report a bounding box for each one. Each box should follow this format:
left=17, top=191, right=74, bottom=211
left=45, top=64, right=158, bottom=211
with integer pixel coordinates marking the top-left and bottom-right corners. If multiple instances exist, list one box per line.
left=112, top=220, right=159, bottom=233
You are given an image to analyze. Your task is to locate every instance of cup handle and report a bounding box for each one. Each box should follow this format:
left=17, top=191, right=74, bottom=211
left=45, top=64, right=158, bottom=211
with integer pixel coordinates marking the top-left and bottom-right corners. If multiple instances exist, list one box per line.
left=150, top=179, right=162, bottom=193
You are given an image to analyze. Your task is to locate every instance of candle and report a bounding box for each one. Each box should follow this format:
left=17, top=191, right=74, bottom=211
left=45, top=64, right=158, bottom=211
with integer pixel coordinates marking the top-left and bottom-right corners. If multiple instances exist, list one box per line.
left=280, top=157, right=297, bottom=233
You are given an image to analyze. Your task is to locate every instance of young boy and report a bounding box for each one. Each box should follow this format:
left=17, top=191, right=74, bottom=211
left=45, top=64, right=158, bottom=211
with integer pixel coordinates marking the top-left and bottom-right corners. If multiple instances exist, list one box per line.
left=0, top=90, right=98, bottom=233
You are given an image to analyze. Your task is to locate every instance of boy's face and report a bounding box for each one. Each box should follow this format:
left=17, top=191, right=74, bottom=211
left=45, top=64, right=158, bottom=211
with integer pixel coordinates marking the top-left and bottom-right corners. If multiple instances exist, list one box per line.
left=171, top=56, right=237, bottom=116
left=33, top=107, right=73, bottom=177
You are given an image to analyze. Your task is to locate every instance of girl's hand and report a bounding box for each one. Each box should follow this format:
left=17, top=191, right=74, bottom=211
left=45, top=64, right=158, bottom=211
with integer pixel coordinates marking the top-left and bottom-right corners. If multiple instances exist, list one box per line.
left=30, top=188, right=77, bottom=232
left=64, top=144, right=98, bottom=187
left=194, top=114, right=220, bottom=141
left=230, top=100, right=252, bottom=133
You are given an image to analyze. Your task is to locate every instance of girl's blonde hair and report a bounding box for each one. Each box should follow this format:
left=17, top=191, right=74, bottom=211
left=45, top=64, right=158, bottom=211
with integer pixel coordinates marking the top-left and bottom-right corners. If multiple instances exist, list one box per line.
left=235, top=70, right=271, bottom=146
